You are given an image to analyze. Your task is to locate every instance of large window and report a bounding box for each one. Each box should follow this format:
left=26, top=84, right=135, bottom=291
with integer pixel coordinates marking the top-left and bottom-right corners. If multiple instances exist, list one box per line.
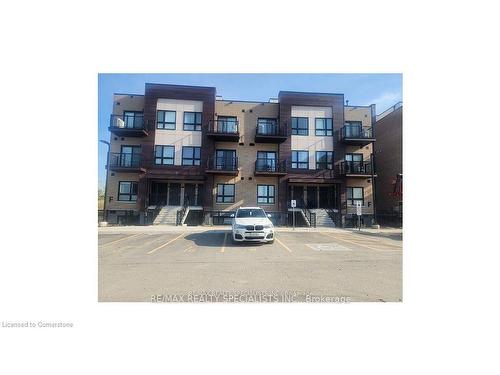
left=315, top=118, right=333, bottom=136
left=347, top=187, right=364, bottom=205
left=216, top=184, right=235, bottom=203
left=292, top=150, right=309, bottom=169
left=118, top=181, right=138, bottom=201
left=257, top=185, right=275, bottom=204
left=256, top=151, right=277, bottom=171
left=183, top=112, right=202, bottom=131
left=215, top=149, right=237, bottom=170
left=257, top=118, right=278, bottom=135
left=291, top=117, right=308, bottom=135
left=316, top=151, right=333, bottom=169
left=154, top=145, right=175, bottom=165
left=119, top=145, right=141, bottom=167
left=182, top=146, right=201, bottom=166
left=157, top=110, right=176, bottom=130
left=216, top=116, right=238, bottom=133
left=123, top=111, right=143, bottom=129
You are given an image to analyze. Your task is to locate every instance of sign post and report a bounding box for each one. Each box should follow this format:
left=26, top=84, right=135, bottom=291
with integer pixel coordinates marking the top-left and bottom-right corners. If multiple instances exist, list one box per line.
left=291, top=200, right=296, bottom=230
left=356, top=201, right=362, bottom=230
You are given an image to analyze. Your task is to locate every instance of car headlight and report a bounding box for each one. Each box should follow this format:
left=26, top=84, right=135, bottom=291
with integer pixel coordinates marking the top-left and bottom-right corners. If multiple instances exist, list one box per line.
left=263, top=224, right=273, bottom=229
left=234, top=224, right=246, bottom=229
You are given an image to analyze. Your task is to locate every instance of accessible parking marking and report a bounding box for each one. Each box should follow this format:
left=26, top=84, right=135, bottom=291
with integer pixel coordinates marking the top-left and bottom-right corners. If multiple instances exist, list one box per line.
left=147, top=233, right=186, bottom=255
left=320, top=232, right=400, bottom=252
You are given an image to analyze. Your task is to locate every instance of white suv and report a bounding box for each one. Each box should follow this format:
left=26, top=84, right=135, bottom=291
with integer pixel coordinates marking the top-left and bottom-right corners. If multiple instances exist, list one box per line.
left=231, top=207, right=274, bottom=243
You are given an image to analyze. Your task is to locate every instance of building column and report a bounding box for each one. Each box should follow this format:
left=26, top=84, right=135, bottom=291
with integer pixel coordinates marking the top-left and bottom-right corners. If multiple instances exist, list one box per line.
left=166, top=183, right=170, bottom=206
left=180, top=183, right=185, bottom=206
left=194, top=184, right=199, bottom=206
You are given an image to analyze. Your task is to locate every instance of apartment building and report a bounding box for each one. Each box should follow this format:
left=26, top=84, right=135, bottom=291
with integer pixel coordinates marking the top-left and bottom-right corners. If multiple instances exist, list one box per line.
left=102, top=83, right=377, bottom=227
left=374, top=102, right=402, bottom=226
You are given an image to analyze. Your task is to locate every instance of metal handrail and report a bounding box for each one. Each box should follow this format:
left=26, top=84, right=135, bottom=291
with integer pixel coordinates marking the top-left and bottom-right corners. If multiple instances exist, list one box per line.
left=176, top=197, right=190, bottom=226
left=207, top=156, right=238, bottom=170
left=109, top=152, right=142, bottom=168
left=341, top=124, right=373, bottom=139
left=340, top=160, right=372, bottom=174
left=109, top=114, right=145, bottom=129
left=255, top=159, right=287, bottom=173
left=208, top=119, right=239, bottom=134
left=255, top=121, right=284, bottom=136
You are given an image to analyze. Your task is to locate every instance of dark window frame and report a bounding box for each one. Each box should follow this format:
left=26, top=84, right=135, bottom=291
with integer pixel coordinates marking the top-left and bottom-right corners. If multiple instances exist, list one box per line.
left=118, top=181, right=138, bottom=202
left=182, top=146, right=201, bottom=166
left=257, top=184, right=275, bottom=204
left=316, top=151, right=333, bottom=170
left=315, top=117, right=333, bottom=136
left=257, top=117, right=278, bottom=135
left=292, top=150, right=309, bottom=169
left=156, top=110, right=176, bottom=130
left=215, top=149, right=237, bottom=169
left=154, top=145, right=175, bottom=165
left=291, top=117, right=309, bottom=135
left=183, top=111, right=202, bottom=131
left=347, top=187, right=364, bottom=206
left=216, top=183, right=235, bottom=203
left=122, top=111, right=143, bottom=129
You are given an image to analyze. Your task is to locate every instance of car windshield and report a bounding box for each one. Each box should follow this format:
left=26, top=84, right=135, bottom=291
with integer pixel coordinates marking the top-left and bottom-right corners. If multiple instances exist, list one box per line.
left=236, top=209, right=266, bottom=218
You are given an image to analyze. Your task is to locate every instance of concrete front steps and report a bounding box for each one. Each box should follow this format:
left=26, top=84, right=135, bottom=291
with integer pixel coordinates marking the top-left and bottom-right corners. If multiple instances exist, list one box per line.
left=153, top=206, right=181, bottom=225
left=310, top=209, right=336, bottom=228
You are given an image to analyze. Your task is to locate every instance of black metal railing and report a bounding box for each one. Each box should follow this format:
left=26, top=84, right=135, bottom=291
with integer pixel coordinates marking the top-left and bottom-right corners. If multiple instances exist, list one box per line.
left=340, top=124, right=373, bottom=139
left=208, top=119, right=239, bottom=134
left=255, top=159, right=287, bottom=173
left=339, top=160, right=373, bottom=175
left=256, top=121, right=285, bottom=136
left=109, top=153, right=142, bottom=168
left=298, top=199, right=316, bottom=227
left=110, top=114, right=145, bottom=130
left=207, top=156, right=238, bottom=171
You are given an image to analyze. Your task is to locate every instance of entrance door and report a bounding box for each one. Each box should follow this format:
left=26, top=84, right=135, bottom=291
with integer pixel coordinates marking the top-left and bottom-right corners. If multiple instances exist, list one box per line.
left=256, top=151, right=277, bottom=172
left=319, top=186, right=333, bottom=208
left=306, top=186, right=318, bottom=209
left=184, top=184, right=196, bottom=206
left=150, top=182, right=168, bottom=205
left=169, top=183, right=181, bottom=206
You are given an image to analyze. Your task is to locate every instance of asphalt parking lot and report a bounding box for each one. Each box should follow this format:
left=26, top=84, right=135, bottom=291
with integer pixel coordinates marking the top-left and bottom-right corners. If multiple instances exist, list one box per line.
left=98, top=228, right=402, bottom=302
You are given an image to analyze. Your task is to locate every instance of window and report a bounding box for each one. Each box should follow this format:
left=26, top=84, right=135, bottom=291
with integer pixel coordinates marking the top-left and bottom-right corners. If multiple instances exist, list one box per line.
left=347, top=187, right=364, bottom=205
left=123, top=111, right=143, bottom=129
left=216, top=184, right=235, bottom=203
left=118, top=181, right=138, bottom=201
left=292, top=150, right=309, bottom=169
left=182, top=146, right=201, bottom=166
left=156, top=110, right=176, bottom=130
left=120, top=145, right=141, bottom=167
left=154, top=145, right=175, bottom=165
left=256, top=151, right=277, bottom=171
left=215, top=149, right=237, bottom=170
left=236, top=208, right=267, bottom=218
left=291, top=117, right=308, bottom=135
left=183, top=112, right=202, bottom=131
left=315, top=118, right=333, bottom=136
left=316, top=151, right=333, bottom=169
left=216, top=116, right=238, bottom=133
left=344, top=121, right=363, bottom=137
left=257, top=118, right=278, bottom=135
left=257, top=185, right=275, bottom=204
left=345, top=153, right=364, bottom=173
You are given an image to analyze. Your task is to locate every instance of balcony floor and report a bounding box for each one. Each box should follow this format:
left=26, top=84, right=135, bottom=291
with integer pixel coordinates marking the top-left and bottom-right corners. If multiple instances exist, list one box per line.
left=206, top=133, right=240, bottom=142
left=108, top=127, right=148, bottom=137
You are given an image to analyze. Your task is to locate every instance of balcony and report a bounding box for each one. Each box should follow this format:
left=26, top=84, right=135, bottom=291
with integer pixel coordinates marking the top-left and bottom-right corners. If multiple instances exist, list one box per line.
left=207, top=119, right=240, bottom=141
left=339, top=160, right=374, bottom=177
left=340, top=124, right=375, bottom=145
left=108, top=153, right=146, bottom=173
left=205, top=156, right=239, bottom=175
left=254, top=159, right=287, bottom=176
left=108, top=114, right=148, bottom=137
left=254, top=121, right=287, bottom=143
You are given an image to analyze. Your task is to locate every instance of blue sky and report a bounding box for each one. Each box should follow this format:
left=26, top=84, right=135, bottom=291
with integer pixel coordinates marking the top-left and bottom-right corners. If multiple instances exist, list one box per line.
left=98, top=73, right=402, bottom=189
